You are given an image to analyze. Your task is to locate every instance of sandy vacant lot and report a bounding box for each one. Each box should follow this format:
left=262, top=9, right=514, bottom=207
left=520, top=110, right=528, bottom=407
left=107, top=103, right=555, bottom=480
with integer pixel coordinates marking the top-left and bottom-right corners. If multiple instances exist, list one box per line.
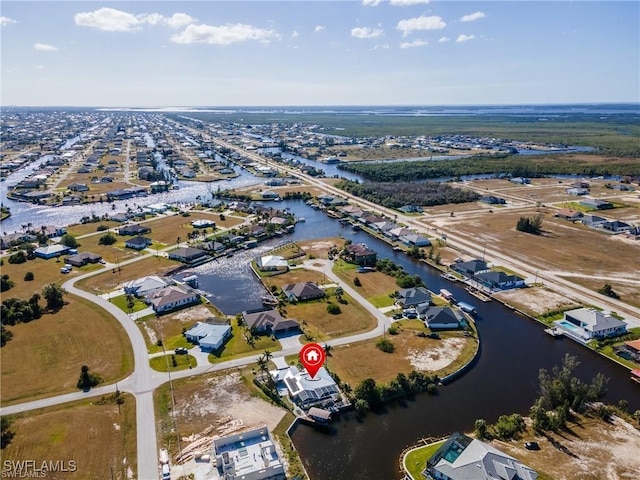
left=497, top=415, right=640, bottom=480
left=406, top=337, right=467, bottom=372
left=494, top=286, right=581, bottom=316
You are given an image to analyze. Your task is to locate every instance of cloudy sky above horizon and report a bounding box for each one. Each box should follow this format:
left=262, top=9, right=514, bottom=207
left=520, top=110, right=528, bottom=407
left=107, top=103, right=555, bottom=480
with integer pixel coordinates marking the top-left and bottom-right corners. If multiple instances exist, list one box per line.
left=1, top=1, right=638, bottom=106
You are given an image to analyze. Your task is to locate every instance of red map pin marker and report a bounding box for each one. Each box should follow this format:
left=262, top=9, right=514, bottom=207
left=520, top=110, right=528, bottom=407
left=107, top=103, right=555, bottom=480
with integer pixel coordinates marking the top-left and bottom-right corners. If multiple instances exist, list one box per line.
left=299, top=343, right=326, bottom=379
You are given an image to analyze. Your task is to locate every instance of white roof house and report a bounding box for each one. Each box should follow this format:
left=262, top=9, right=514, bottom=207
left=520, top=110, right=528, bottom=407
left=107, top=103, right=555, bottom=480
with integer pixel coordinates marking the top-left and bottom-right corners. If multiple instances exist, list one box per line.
left=213, top=426, right=285, bottom=480
left=257, top=255, right=288, bottom=271
left=280, top=366, right=340, bottom=408
left=191, top=218, right=216, bottom=228
left=184, top=321, right=231, bottom=351
left=123, top=275, right=169, bottom=297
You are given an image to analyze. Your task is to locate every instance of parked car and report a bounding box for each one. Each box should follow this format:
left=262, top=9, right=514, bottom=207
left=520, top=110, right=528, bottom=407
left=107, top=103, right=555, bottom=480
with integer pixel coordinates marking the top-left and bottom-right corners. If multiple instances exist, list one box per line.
left=392, top=313, right=403, bottom=320
left=98, top=259, right=106, bottom=264
left=175, top=347, right=188, bottom=355
left=524, top=441, right=540, bottom=450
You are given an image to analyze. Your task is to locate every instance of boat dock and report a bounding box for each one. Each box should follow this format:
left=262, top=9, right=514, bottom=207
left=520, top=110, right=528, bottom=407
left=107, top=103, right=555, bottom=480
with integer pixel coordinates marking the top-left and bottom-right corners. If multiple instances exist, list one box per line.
left=544, top=327, right=564, bottom=338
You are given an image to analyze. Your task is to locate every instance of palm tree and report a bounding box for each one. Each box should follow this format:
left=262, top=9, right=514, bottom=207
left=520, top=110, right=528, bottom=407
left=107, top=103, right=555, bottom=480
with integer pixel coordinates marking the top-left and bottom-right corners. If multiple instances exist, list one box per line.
left=263, top=349, right=273, bottom=365
left=176, top=236, right=181, bottom=247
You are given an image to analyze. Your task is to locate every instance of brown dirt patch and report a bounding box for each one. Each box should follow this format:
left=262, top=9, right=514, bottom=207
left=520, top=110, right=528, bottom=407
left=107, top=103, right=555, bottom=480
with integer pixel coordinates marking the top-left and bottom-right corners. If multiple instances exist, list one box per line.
left=497, top=415, right=640, bottom=480
left=494, top=287, right=581, bottom=316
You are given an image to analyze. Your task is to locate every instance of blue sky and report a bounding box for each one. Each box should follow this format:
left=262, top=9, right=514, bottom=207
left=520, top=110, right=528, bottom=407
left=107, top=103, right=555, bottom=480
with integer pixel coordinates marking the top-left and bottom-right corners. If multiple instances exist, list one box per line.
left=1, top=1, right=638, bottom=106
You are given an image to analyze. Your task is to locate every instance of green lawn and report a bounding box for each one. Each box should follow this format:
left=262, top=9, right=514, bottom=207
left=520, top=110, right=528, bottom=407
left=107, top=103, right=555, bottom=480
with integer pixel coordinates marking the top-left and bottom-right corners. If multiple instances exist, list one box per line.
left=208, top=320, right=281, bottom=363
left=111, top=294, right=149, bottom=313
left=369, top=293, right=395, bottom=308
left=404, top=440, right=446, bottom=480
left=150, top=354, right=197, bottom=372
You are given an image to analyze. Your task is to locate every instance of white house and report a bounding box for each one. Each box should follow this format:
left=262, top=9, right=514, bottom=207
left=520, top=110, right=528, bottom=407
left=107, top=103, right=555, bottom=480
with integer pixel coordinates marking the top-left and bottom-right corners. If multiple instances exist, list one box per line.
left=123, top=275, right=169, bottom=297
left=257, top=254, right=289, bottom=272
left=191, top=218, right=216, bottom=228
left=184, top=321, right=231, bottom=351
left=145, top=285, right=199, bottom=313
left=554, top=308, right=627, bottom=343
left=213, top=427, right=285, bottom=480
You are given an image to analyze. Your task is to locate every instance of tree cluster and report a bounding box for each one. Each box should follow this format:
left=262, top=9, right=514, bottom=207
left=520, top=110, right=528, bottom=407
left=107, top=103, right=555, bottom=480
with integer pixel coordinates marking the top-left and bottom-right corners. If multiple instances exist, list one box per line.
left=375, top=258, right=424, bottom=289
left=336, top=180, right=480, bottom=209
left=352, top=372, right=439, bottom=414
left=98, top=232, right=117, bottom=245
left=597, top=283, right=620, bottom=299
left=76, top=365, right=102, bottom=390
left=516, top=214, right=544, bottom=234
left=1, top=274, right=14, bottom=292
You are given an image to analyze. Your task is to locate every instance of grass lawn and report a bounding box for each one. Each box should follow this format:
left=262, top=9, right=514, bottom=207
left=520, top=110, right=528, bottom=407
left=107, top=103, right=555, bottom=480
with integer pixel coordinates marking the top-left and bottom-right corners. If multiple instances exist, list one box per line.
left=111, top=294, right=149, bottom=313
left=327, top=321, right=477, bottom=386
left=77, top=256, right=176, bottom=294
left=1, top=295, right=134, bottom=405
left=559, top=275, right=640, bottom=309
left=0, top=257, right=81, bottom=300
left=150, top=354, right=197, bottom=372
left=261, top=268, right=326, bottom=290
left=283, top=293, right=377, bottom=341
left=1, top=394, right=137, bottom=480
left=66, top=221, right=119, bottom=237
left=209, top=319, right=281, bottom=363
left=333, top=259, right=399, bottom=304
left=75, top=233, right=144, bottom=261
left=142, top=211, right=244, bottom=245
left=404, top=440, right=445, bottom=480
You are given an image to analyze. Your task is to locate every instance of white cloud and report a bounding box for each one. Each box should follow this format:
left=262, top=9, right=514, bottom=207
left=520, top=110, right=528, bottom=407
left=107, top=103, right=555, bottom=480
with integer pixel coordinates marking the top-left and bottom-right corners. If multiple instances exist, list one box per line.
left=140, top=13, right=197, bottom=29
left=362, top=0, right=383, bottom=6
left=1, top=16, right=17, bottom=26
left=170, top=23, right=280, bottom=45
left=292, top=30, right=299, bottom=38
left=400, top=39, right=428, bottom=48
left=456, top=34, right=475, bottom=43
left=396, top=16, right=446, bottom=37
left=390, top=0, right=430, bottom=5
left=373, top=43, right=390, bottom=50
left=74, top=8, right=142, bottom=32
left=438, top=36, right=450, bottom=43
left=460, top=12, right=486, bottom=22
left=351, top=27, right=383, bottom=39
left=34, top=65, right=45, bottom=69
left=34, top=43, right=58, bottom=52
left=314, top=25, right=325, bottom=33
left=74, top=8, right=196, bottom=32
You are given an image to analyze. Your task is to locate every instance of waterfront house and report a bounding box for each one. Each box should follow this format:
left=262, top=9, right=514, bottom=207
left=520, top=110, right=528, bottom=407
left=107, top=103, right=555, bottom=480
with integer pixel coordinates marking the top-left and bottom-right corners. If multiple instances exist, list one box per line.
left=554, top=308, right=627, bottom=343
left=118, top=224, right=151, bottom=236
left=184, top=319, right=232, bottom=351
left=123, top=275, right=170, bottom=297
left=424, top=432, right=538, bottom=480
left=280, top=366, right=341, bottom=409
left=34, top=244, right=69, bottom=259
left=474, top=271, right=526, bottom=290
left=388, top=227, right=414, bottom=239
left=213, top=427, right=285, bottom=480
left=256, top=255, right=288, bottom=272
left=125, top=236, right=152, bottom=250
left=281, top=282, right=325, bottom=302
left=65, top=252, right=102, bottom=267
left=396, top=287, right=432, bottom=308
left=242, top=308, right=300, bottom=336
left=400, top=234, right=431, bottom=247
left=614, top=339, right=640, bottom=363
left=343, top=243, right=377, bottom=266
left=580, top=197, right=614, bottom=210
left=450, top=259, right=489, bottom=277
left=168, top=247, right=208, bottom=264
left=145, top=285, right=199, bottom=313
left=419, top=306, right=463, bottom=330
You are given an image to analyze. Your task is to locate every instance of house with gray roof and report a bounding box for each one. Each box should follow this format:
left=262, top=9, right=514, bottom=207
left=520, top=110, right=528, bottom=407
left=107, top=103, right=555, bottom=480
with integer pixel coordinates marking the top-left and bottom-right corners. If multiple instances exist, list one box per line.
left=242, top=308, right=300, bottom=336
left=281, top=282, right=325, bottom=302
left=554, top=308, right=627, bottom=343
left=34, top=244, right=69, bottom=259
left=279, top=366, right=341, bottom=408
left=474, top=271, right=526, bottom=291
left=145, top=285, right=199, bottom=313
left=184, top=320, right=231, bottom=351
left=418, top=306, right=463, bottom=330
left=123, top=275, right=170, bottom=297
left=425, top=432, right=538, bottom=480
left=450, top=259, right=489, bottom=277
left=396, top=286, right=432, bottom=308
left=65, top=252, right=102, bottom=267
left=168, top=247, right=208, bottom=265
left=580, top=197, right=613, bottom=210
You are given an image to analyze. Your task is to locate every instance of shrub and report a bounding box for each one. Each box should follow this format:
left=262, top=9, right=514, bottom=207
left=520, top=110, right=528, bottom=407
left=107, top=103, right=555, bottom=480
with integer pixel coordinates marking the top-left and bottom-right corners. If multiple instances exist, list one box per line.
left=8, top=251, right=26, bottom=264
left=60, top=234, right=79, bottom=248
left=1, top=275, right=14, bottom=292
left=376, top=338, right=395, bottom=353
left=353, top=276, right=362, bottom=287
left=98, top=233, right=117, bottom=245
left=24, top=272, right=34, bottom=282
left=326, top=303, right=341, bottom=315
left=96, top=224, right=109, bottom=232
